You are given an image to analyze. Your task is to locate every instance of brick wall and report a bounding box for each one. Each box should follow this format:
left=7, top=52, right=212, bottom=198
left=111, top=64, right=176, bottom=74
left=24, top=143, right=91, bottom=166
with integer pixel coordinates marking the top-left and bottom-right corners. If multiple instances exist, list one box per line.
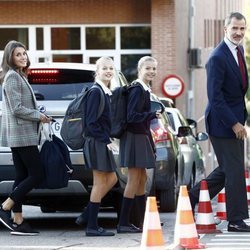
left=151, top=0, right=176, bottom=95
left=0, top=0, right=150, bottom=24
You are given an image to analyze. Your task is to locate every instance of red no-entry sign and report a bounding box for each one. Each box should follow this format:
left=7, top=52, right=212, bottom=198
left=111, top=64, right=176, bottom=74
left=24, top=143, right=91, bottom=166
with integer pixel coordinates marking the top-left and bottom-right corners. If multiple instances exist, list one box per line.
left=161, top=74, right=185, bottom=98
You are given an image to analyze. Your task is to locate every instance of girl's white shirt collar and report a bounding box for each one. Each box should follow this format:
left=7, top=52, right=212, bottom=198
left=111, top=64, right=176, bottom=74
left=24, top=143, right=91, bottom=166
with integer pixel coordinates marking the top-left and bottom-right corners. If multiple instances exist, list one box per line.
left=95, top=79, right=112, bottom=95
left=135, top=79, right=151, bottom=92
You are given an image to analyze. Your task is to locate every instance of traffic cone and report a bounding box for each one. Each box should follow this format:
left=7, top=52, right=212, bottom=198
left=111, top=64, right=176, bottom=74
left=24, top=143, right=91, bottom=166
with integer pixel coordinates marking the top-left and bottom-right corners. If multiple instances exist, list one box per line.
left=216, top=188, right=227, bottom=220
left=196, top=180, right=221, bottom=234
left=245, top=169, right=250, bottom=206
left=173, top=185, right=205, bottom=249
left=140, top=196, right=165, bottom=250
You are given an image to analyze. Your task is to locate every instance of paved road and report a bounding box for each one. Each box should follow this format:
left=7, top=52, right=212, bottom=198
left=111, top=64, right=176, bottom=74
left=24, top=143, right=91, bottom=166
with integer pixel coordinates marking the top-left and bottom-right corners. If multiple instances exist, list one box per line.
left=1, top=205, right=250, bottom=249
left=198, top=219, right=250, bottom=250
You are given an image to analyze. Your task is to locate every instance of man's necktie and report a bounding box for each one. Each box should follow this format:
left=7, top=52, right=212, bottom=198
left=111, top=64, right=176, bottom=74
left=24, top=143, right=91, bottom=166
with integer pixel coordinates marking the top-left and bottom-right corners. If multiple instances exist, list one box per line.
left=236, top=47, right=247, bottom=90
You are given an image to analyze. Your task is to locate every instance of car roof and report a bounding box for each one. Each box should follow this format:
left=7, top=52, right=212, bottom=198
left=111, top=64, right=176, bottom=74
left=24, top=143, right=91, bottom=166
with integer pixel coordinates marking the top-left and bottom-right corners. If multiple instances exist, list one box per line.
left=30, top=62, right=96, bottom=71
left=150, top=92, right=160, bottom=101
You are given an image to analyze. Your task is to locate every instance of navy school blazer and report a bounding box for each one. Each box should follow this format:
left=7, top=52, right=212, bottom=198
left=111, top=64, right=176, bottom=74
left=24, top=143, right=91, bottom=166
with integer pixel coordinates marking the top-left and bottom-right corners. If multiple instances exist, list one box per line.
left=84, top=84, right=112, bottom=144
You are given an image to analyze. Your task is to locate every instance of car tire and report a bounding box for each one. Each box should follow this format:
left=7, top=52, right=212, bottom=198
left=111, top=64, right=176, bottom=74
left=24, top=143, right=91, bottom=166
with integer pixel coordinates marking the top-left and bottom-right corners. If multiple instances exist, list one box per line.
left=159, top=176, right=177, bottom=212
left=187, top=168, right=195, bottom=190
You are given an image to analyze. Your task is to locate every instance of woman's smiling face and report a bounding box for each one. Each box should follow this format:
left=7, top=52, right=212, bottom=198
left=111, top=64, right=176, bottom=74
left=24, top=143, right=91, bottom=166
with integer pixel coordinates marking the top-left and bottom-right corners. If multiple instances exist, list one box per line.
left=12, top=47, right=28, bottom=70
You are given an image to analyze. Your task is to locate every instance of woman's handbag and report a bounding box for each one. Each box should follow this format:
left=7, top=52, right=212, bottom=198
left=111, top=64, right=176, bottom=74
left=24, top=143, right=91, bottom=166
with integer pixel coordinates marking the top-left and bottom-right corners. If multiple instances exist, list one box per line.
left=38, top=123, right=73, bottom=189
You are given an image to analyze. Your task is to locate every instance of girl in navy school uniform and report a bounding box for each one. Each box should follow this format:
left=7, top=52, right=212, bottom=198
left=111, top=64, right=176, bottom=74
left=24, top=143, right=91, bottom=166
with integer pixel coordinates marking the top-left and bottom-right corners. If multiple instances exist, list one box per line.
left=117, top=56, right=161, bottom=233
left=76, top=57, right=118, bottom=236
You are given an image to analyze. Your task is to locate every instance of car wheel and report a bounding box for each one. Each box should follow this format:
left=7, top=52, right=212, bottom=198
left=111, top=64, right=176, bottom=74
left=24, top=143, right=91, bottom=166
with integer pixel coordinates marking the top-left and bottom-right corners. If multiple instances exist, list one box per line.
left=146, top=168, right=156, bottom=196
left=187, top=167, right=195, bottom=190
left=40, top=206, right=56, bottom=213
left=159, top=175, right=177, bottom=212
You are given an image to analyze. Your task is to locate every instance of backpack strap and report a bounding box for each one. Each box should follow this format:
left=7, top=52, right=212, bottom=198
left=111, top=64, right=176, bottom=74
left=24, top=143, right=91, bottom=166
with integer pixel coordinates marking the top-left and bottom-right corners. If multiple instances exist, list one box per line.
left=90, top=84, right=105, bottom=119
left=129, top=81, right=146, bottom=112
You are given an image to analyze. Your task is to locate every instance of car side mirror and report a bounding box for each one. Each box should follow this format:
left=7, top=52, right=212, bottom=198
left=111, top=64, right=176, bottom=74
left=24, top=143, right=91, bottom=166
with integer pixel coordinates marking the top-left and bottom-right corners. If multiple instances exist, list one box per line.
left=186, top=118, right=197, bottom=129
left=177, top=126, right=192, bottom=137
left=150, top=101, right=165, bottom=114
left=35, top=93, right=45, bottom=100
left=196, top=132, right=208, bottom=141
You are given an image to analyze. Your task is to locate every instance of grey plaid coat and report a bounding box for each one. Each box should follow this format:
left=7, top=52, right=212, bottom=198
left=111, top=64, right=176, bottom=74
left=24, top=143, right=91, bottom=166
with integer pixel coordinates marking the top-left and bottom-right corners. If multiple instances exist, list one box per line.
left=0, top=70, right=41, bottom=147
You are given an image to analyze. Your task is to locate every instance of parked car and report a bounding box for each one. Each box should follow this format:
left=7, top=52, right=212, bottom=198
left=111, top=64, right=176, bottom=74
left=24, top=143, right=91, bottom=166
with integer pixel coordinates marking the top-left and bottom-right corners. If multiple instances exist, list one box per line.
left=159, top=97, right=175, bottom=108
left=0, top=62, right=162, bottom=215
left=164, top=107, right=208, bottom=189
left=150, top=96, right=184, bottom=212
left=150, top=94, right=209, bottom=212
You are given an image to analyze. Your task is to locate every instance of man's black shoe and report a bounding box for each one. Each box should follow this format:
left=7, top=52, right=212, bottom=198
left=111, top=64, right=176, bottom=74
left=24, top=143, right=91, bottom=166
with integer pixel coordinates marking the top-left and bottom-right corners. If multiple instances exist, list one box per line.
left=228, top=221, right=250, bottom=232
left=0, top=206, right=13, bottom=231
left=86, top=227, right=115, bottom=236
left=75, top=207, right=88, bottom=226
left=117, top=224, right=142, bottom=233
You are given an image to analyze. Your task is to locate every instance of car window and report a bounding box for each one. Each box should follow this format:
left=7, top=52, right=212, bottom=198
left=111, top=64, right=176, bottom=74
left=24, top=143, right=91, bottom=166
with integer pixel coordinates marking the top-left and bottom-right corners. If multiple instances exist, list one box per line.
left=166, top=112, right=176, bottom=131
left=28, top=68, right=95, bottom=101
left=177, top=112, right=188, bottom=126
left=0, top=67, right=126, bottom=101
left=32, top=82, right=94, bottom=100
left=0, top=69, right=95, bottom=101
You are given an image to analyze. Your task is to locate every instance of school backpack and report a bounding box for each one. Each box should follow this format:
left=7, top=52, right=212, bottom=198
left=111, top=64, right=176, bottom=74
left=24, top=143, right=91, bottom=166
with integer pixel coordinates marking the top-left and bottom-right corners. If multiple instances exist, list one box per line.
left=38, top=125, right=73, bottom=189
left=110, top=82, right=145, bottom=138
left=60, top=85, right=105, bottom=150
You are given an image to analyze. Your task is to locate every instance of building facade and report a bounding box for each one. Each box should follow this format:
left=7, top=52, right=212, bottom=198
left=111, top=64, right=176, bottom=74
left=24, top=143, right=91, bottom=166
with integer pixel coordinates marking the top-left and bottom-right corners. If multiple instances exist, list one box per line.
left=0, top=0, right=246, bottom=171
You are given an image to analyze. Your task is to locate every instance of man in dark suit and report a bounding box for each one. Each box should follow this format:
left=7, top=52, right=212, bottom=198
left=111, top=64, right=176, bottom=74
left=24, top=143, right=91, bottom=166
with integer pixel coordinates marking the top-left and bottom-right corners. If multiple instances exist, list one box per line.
left=189, top=12, right=250, bottom=232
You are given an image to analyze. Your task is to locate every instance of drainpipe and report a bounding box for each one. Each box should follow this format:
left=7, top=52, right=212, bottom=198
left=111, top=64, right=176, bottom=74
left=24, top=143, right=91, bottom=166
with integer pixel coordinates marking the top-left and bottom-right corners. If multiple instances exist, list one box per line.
left=187, top=0, right=195, bottom=119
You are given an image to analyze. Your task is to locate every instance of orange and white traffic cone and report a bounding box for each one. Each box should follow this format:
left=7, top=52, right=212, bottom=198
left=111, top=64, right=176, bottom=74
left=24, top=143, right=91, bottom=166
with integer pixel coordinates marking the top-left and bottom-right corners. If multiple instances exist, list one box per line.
left=173, top=185, right=205, bottom=249
left=216, top=188, right=227, bottom=220
left=196, top=180, right=221, bottom=234
left=140, top=196, right=165, bottom=250
left=245, top=169, right=250, bottom=206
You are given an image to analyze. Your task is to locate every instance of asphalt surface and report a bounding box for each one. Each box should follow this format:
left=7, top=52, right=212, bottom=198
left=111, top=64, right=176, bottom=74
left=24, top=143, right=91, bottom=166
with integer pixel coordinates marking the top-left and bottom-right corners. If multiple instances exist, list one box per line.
left=0, top=204, right=250, bottom=249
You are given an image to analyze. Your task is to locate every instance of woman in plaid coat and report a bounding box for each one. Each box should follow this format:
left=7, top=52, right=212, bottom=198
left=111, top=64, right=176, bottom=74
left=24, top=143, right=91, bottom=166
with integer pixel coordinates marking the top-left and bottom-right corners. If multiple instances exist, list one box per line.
left=0, top=40, right=51, bottom=236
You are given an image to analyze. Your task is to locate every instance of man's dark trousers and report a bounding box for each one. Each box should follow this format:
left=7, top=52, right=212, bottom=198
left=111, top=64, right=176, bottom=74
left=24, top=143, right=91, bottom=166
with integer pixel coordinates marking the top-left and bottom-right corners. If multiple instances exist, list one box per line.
left=190, top=136, right=248, bottom=222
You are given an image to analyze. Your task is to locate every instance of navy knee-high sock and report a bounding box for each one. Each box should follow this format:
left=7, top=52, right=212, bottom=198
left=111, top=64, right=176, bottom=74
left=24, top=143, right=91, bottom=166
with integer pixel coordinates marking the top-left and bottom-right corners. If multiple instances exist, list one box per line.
left=118, top=197, right=134, bottom=226
left=135, top=194, right=146, bottom=226
left=87, top=201, right=100, bottom=230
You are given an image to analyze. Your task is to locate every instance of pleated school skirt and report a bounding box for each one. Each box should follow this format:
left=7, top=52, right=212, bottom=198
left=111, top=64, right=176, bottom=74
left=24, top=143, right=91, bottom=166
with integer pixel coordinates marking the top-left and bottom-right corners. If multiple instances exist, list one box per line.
left=119, top=131, right=156, bottom=169
left=83, top=137, right=117, bottom=172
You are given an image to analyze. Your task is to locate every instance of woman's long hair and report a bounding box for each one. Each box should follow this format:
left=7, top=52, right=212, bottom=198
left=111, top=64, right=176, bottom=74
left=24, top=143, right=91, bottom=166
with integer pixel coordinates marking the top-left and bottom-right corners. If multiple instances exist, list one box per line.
left=0, top=40, right=31, bottom=84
